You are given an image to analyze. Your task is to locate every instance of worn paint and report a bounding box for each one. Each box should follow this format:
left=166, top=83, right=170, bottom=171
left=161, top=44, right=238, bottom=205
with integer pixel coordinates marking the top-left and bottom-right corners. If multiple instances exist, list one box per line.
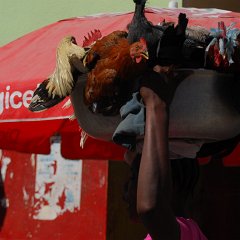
left=33, top=142, right=82, bottom=220
left=9, top=172, right=14, bottom=179
left=23, top=186, right=30, bottom=203
left=0, top=154, right=11, bottom=182
left=99, top=175, right=106, bottom=188
left=30, top=154, right=36, bottom=168
left=0, top=150, right=108, bottom=239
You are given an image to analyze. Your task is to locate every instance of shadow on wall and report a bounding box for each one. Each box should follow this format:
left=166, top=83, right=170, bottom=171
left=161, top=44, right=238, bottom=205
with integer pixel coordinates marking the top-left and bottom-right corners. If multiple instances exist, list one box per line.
left=192, top=157, right=240, bottom=240
left=183, top=0, right=240, bottom=12
left=107, top=161, right=147, bottom=240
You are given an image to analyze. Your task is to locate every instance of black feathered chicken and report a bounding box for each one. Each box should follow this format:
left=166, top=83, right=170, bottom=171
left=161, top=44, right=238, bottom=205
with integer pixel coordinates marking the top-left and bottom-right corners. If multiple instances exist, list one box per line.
left=127, top=0, right=188, bottom=67
left=127, top=0, right=212, bottom=68
left=127, top=0, right=164, bottom=66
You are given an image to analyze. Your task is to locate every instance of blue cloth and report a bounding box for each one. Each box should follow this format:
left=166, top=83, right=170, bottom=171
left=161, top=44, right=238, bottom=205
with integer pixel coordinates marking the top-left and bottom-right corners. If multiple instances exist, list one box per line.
left=112, top=93, right=203, bottom=158
left=112, top=92, right=145, bottom=151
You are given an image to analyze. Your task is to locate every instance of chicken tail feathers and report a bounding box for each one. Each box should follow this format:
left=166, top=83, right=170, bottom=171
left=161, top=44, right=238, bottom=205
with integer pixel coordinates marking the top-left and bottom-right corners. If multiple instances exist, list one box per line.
left=28, top=79, right=65, bottom=112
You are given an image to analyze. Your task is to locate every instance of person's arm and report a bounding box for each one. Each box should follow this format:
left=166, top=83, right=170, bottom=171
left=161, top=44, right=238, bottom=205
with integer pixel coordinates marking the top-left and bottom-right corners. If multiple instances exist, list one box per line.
left=137, top=86, right=180, bottom=240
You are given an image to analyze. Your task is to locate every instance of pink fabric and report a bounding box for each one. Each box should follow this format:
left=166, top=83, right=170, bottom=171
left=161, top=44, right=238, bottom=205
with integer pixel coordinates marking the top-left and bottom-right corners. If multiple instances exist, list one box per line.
left=145, top=217, right=207, bottom=240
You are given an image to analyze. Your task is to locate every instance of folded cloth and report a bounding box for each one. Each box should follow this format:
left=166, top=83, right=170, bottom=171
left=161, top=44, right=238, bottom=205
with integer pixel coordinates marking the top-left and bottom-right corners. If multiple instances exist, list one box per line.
left=120, top=92, right=143, bottom=118
left=113, top=71, right=170, bottom=150
left=112, top=92, right=145, bottom=151
left=113, top=92, right=203, bottom=157
left=169, top=140, right=204, bottom=159
left=112, top=72, right=202, bottom=156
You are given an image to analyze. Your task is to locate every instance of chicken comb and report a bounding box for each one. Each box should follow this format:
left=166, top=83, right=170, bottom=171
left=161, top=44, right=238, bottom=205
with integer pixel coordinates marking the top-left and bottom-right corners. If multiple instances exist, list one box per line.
left=218, top=21, right=226, bottom=38
left=82, top=29, right=102, bottom=47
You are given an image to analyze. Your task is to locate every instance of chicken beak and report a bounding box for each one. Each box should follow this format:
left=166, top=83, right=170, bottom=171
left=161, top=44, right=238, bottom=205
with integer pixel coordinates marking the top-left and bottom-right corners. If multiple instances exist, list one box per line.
left=82, top=54, right=88, bottom=67
left=82, top=48, right=90, bottom=67
left=141, top=50, right=149, bottom=60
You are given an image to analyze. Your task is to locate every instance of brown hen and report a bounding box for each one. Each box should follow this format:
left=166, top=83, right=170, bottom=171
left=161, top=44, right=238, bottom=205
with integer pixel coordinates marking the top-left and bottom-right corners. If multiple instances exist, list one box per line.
left=84, top=38, right=149, bottom=107
left=84, top=30, right=128, bottom=70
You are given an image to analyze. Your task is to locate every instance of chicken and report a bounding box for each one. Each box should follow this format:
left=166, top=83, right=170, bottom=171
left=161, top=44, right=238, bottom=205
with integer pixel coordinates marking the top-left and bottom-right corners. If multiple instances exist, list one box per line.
left=157, top=13, right=188, bottom=66
left=128, top=0, right=191, bottom=67
left=205, top=21, right=240, bottom=72
left=84, top=30, right=128, bottom=70
left=127, top=0, right=164, bottom=66
left=84, top=38, right=149, bottom=112
left=29, top=35, right=88, bottom=112
left=181, top=26, right=212, bottom=68
left=46, top=36, right=88, bottom=98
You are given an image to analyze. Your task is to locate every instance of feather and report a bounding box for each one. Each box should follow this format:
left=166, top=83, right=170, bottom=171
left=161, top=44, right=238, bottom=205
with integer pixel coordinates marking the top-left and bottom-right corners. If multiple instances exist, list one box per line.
left=185, top=26, right=210, bottom=44
left=84, top=31, right=128, bottom=70
left=29, top=35, right=88, bottom=112
left=62, top=98, right=72, bottom=109
left=46, top=36, right=87, bottom=98
left=84, top=38, right=149, bottom=110
left=28, top=79, right=65, bottom=112
left=206, top=22, right=240, bottom=69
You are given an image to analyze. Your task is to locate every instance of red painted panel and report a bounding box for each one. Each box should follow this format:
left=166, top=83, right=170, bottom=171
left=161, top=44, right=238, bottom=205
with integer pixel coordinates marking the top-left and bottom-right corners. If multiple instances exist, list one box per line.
left=0, top=149, right=108, bottom=240
left=223, top=144, right=240, bottom=166
left=197, top=144, right=240, bottom=167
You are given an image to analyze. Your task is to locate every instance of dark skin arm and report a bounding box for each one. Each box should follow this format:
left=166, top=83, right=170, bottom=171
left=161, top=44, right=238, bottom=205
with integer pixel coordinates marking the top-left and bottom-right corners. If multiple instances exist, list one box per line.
left=137, top=86, right=180, bottom=240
